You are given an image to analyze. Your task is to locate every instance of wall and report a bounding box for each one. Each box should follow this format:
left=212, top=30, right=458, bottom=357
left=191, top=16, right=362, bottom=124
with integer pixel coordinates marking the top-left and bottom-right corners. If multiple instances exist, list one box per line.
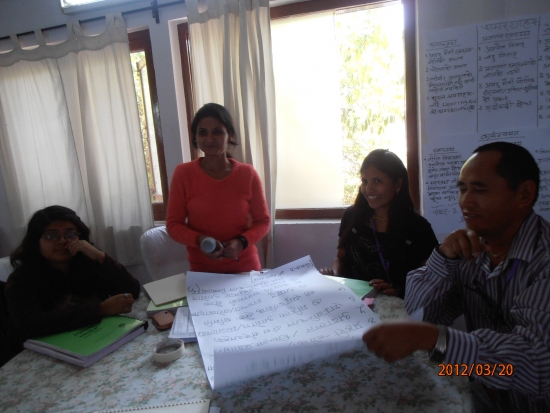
left=273, top=220, right=340, bottom=268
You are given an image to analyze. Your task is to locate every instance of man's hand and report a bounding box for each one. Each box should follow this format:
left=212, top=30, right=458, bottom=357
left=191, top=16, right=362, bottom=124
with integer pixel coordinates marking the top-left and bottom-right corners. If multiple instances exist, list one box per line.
left=438, top=228, right=491, bottom=262
left=362, top=321, right=439, bottom=362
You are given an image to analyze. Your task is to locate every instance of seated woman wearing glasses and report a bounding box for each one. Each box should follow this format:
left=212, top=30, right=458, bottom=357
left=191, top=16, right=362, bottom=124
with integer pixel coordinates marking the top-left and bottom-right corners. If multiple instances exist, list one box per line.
left=166, top=103, right=270, bottom=273
left=5, top=205, right=140, bottom=351
left=319, top=149, right=438, bottom=298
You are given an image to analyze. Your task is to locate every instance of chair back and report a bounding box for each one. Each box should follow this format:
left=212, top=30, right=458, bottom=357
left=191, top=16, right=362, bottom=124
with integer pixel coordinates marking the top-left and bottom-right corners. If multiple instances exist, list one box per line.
left=0, top=257, right=13, bottom=283
left=140, top=226, right=190, bottom=280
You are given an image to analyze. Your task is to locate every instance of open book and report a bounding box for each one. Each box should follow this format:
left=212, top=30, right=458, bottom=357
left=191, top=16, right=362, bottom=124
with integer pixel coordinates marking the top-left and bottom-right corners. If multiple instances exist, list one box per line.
left=24, top=315, right=148, bottom=368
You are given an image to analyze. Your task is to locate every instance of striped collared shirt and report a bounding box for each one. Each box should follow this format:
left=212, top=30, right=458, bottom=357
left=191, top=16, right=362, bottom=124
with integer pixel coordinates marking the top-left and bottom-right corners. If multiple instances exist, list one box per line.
left=405, top=212, right=550, bottom=412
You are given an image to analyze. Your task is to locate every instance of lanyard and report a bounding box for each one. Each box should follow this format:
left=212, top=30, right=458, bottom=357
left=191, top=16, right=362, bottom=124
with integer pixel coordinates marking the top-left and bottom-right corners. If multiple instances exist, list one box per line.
left=371, top=218, right=390, bottom=276
left=481, top=258, right=520, bottom=293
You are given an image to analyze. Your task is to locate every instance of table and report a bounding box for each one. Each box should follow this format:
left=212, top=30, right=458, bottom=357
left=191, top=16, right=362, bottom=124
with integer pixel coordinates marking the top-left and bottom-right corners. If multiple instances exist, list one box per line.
left=0, top=293, right=473, bottom=413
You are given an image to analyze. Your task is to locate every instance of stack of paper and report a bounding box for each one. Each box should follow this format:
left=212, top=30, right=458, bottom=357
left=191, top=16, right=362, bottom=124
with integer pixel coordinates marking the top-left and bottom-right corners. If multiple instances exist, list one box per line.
left=168, top=307, right=197, bottom=342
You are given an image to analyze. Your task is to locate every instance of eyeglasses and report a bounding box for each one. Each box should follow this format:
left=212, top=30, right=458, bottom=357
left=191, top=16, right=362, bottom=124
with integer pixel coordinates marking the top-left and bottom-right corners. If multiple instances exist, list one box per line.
left=41, top=230, right=81, bottom=241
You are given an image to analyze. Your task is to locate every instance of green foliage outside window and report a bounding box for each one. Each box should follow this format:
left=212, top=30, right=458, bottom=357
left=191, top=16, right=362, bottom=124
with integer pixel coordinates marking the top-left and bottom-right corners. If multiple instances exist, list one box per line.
left=335, top=5, right=405, bottom=205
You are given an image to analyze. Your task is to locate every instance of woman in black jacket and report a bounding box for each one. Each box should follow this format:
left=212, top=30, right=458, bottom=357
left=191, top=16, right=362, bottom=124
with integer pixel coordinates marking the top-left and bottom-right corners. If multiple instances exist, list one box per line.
left=5, top=205, right=140, bottom=355
left=320, top=149, right=438, bottom=298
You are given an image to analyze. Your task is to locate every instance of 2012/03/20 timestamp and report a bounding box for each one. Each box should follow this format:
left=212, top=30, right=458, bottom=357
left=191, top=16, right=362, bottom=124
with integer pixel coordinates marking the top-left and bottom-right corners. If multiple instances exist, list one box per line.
left=438, top=363, right=514, bottom=377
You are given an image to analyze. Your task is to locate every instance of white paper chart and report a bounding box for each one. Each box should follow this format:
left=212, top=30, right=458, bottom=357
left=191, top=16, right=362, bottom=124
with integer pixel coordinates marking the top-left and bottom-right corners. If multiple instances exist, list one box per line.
left=186, top=256, right=380, bottom=389
left=421, top=13, right=550, bottom=238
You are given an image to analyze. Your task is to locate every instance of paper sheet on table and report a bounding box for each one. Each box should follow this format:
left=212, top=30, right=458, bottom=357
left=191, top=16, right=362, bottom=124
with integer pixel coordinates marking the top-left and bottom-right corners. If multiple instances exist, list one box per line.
left=186, top=256, right=380, bottom=389
left=143, top=273, right=187, bottom=306
left=168, top=307, right=197, bottom=342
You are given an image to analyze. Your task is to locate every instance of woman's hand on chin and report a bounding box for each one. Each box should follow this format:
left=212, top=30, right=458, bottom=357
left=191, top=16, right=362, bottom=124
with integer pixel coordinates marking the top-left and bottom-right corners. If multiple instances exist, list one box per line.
left=67, top=240, right=106, bottom=263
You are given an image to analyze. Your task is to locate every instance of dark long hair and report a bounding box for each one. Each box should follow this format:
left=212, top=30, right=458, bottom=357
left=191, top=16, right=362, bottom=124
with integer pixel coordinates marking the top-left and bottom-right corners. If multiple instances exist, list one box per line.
left=339, top=149, right=414, bottom=248
left=10, top=206, right=91, bottom=269
left=190, top=103, right=238, bottom=153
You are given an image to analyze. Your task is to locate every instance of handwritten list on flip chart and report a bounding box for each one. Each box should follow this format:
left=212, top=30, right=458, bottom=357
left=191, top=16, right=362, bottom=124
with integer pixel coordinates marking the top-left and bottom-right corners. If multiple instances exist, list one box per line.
left=421, top=13, right=550, bottom=238
left=423, top=13, right=550, bottom=136
left=186, top=256, right=380, bottom=389
left=477, top=18, right=539, bottom=130
left=423, top=128, right=550, bottom=238
left=424, top=26, right=478, bottom=136
left=540, top=14, right=550, bottom=125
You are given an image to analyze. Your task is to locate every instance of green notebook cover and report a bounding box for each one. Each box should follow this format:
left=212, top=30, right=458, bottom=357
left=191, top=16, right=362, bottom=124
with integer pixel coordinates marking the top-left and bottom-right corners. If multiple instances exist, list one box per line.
left=27, top=315, right=146, bottom=357
left=326, top=276, right=374, bottom=298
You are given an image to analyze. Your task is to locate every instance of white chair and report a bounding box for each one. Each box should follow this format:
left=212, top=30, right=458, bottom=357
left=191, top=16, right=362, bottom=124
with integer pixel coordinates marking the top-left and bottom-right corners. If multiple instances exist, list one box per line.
left=0, top=257, right=13, bottom=283
left=140, top=226, right=190, bottom=281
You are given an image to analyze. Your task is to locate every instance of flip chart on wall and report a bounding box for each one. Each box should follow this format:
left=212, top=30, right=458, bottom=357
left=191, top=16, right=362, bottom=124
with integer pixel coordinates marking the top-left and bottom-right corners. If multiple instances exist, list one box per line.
left=186, top=256, right=380, bottom=389
left=421, top=13, right=550, bottom=238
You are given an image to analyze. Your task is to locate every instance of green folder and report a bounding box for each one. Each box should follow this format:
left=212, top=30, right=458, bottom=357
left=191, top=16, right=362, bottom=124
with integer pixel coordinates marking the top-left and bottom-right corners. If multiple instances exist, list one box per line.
left=326, top=275, right=375, bottom=298
left=24, top=315, right=147, bottom=367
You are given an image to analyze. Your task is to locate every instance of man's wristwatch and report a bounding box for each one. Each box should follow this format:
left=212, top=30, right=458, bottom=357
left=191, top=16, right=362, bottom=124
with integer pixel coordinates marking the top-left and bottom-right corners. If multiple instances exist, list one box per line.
left=429, top=325, right=447, bottom=363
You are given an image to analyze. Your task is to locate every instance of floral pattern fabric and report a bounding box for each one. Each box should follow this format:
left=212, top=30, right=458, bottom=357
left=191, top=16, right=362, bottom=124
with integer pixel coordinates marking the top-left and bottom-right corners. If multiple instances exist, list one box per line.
left=0, top=293, right=472, bottom=413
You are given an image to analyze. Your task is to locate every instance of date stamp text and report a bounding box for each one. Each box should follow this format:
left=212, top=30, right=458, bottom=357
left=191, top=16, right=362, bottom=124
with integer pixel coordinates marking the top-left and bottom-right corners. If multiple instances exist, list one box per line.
left=438, top=363, right=514, bottom=377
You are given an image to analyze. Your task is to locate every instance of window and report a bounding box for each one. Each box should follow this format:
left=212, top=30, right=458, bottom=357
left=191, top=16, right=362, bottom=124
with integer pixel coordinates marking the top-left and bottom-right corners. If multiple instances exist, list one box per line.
left=129, top=30, right=169, bottom=221
left=177, top=0, right=418, bottom=219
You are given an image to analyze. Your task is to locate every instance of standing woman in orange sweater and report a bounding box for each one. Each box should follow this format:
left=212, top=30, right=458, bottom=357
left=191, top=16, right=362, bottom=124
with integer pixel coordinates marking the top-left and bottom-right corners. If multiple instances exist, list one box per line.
left=166, top=103, right=270, bottom=273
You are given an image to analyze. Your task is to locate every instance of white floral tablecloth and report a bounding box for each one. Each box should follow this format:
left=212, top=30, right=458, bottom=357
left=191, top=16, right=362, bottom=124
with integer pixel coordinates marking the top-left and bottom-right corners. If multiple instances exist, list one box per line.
left=0, top=293, right=472, bottom=413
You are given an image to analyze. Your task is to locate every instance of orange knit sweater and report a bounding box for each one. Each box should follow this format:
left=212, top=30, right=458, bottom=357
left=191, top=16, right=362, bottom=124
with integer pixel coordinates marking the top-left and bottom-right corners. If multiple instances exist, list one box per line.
left=166, top=158, right=270, bottom=273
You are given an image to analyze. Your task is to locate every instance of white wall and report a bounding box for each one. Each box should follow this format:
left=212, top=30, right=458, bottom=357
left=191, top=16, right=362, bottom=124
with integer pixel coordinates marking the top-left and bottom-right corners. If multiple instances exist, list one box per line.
left=273, top=220, right=340, bottom=268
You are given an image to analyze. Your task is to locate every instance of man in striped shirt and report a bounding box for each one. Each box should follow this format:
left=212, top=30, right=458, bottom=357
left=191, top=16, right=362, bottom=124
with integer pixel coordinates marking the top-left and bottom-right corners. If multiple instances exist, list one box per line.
left=363, top=142, right=550, bottom=413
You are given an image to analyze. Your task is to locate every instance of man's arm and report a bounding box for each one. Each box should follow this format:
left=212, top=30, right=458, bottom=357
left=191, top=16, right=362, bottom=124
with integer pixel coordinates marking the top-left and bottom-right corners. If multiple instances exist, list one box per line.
left=364, top=228, right=550, bottom=397
left=364, top=229, right=485, bottom=361
left=406, top=228, right=490, bottom=319
left=405, top=248, right=464, bottom=325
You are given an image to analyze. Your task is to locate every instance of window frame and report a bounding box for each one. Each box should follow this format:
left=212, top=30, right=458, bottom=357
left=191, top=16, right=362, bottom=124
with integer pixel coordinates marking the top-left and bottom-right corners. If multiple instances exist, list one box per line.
left=128, top=29, right=170, bottom=221
left=176, top=23, right=199, bottom=161
left=177, top=0, right=418, bottom=220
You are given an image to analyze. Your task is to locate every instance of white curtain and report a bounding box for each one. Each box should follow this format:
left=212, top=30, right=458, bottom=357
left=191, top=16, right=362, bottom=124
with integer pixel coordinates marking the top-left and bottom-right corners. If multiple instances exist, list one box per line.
left=0, top=14, right=153, bottom=265
left=187, top=0, right=277, bottom=268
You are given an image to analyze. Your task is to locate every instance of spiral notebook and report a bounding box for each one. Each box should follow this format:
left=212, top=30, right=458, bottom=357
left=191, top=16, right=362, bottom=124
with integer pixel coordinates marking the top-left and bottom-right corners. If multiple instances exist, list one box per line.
left=96, top=399, right=211, bottom=413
